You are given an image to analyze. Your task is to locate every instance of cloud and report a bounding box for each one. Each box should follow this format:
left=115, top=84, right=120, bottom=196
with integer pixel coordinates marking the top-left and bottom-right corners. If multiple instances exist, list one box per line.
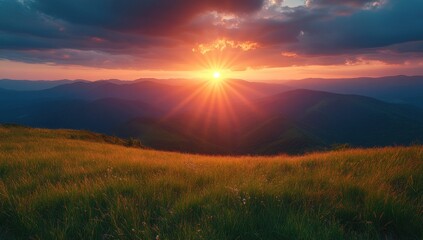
left=0, top=0, right=422, bottom=72
left=295, top=0, right=423, bottom=53
left=305, top=0, right=379, bottom=7
left=192, top=38, right=259, bottom=54
left=31, top=0, right=264, bottom=35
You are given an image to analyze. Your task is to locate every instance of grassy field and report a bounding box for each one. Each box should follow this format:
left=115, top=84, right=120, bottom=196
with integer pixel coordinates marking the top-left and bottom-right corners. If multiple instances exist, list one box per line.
left=0, top=126, right=422, bottom=239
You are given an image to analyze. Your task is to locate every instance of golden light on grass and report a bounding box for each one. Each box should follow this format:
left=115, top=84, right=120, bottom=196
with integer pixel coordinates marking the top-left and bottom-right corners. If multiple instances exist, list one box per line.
left=2, top=125, right=423, bottom=239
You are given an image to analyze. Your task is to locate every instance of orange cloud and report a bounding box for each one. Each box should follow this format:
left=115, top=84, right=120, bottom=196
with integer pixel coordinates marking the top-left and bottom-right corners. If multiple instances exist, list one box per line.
left=281, top=52, right=298, bottom=57
left=192, top=38, right=259, bottom=55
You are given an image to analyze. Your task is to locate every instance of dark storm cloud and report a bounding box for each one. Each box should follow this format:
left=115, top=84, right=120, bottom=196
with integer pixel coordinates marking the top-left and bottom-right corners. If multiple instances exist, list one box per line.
left=296, top=0, right=423, bottom=54
left=0, top=0, right=422, bottom=70
left=247, top=0, right=423, bottom=55
left=306, top=0, right=377, bottom=7
left=0, top=0, right=181, bottom=49
left=31, top=0, right=264, bottom=34
left=0, top=0, right=64, bottom=38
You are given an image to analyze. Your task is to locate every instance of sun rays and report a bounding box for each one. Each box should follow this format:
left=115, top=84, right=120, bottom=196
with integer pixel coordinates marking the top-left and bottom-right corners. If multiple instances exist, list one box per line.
left=152, top=43, right=268, bottom=139
left=157, top=78, right=264, bottom=140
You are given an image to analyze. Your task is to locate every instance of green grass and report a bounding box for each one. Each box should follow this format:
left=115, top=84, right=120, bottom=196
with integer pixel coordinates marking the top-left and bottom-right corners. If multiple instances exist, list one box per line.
left=0, top=126, right=422, bottom=239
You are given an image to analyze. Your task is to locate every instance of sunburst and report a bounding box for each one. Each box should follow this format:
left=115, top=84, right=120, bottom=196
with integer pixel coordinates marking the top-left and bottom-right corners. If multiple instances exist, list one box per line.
left=156, top=45, right=265, bottom=138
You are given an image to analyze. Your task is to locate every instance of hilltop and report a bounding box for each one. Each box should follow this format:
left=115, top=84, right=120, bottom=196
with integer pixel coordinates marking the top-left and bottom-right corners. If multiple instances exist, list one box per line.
left=0, top=126, right=422, bottom=239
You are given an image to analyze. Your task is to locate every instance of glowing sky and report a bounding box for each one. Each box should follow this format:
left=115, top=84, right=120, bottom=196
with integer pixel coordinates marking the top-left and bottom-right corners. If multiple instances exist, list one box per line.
left=1, top=0, right=423, bottom=80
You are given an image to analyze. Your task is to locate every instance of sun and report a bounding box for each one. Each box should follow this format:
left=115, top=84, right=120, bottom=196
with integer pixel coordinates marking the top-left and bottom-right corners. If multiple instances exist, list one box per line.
left=213, top=71, right=221, bottom=79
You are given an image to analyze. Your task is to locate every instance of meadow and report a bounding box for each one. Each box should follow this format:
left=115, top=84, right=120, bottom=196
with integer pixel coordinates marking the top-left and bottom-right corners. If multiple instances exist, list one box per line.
left=0, top=125, right=422, bottom=239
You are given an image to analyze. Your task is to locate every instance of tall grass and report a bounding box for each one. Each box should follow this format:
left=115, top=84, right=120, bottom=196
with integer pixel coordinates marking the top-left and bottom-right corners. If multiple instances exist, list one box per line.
left=0, top=126, right=422, bottom=239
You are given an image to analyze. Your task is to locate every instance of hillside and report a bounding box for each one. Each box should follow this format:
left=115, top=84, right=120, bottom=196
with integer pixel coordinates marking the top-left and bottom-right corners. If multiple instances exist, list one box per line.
left=283, top=76, right=423, bottom=108
left=245, top=90, right=423, bottom=152
left=0, top=126, right=422, bottom=239
left=2, top=79, right=423, bottom=155
left=121, top=89, right=423, bottom=154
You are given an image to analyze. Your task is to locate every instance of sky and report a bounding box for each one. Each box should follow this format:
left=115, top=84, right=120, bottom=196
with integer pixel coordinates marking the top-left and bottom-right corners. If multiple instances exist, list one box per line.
left=0, top=0, right=423, bottom=81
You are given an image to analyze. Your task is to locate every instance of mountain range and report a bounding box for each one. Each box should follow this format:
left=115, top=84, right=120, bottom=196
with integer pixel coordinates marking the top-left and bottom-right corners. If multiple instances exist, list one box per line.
left=280, top=75, right=423, bottom=108
left=1, top=75, right=423, bottom=154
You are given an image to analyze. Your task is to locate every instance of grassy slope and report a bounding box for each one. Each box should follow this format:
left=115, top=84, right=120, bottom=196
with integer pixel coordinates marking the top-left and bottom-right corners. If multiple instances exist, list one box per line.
left=0, top=126, right=422, bottom=240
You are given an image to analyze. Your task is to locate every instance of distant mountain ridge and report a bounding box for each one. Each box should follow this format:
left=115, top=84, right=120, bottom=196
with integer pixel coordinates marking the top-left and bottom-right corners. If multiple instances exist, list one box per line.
left=0, top=79, right=83, bottom=91
left=281, top=75, right=423, bottom=108
left=1, top=76, right=423, bottom=154
left=3, top=75, right=422, bottom=108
